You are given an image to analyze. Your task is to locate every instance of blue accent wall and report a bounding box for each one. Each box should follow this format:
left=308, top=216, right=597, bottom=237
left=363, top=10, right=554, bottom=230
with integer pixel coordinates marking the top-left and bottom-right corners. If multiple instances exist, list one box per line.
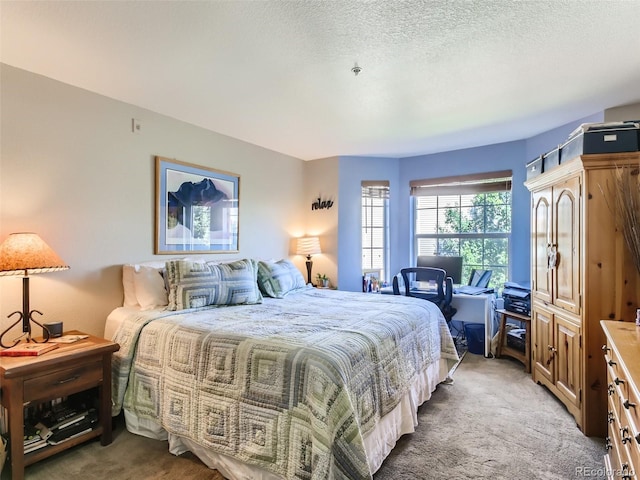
left=337, top=156, right=400, bottom=292
left=336, top=112, right=604, bottom=292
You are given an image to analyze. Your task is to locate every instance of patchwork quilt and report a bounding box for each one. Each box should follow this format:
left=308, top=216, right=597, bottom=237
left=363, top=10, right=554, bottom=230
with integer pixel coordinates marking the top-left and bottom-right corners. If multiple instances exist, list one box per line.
left=111, top=289, right=458, bottom=480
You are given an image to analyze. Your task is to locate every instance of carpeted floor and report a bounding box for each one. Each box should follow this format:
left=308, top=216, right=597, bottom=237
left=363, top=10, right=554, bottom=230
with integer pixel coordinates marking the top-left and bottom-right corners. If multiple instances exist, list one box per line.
left=4, top=353, right=605, bottom=480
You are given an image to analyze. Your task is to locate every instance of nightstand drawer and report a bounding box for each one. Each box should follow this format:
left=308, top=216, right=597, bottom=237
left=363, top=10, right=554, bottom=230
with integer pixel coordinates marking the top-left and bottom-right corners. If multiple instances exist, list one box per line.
left=24, top=360, right=103, bottom=401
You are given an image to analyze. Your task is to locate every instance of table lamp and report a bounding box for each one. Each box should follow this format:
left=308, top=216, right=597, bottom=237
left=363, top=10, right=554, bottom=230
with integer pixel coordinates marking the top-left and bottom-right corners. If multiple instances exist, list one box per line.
left=296, top=236, right=321, bottom=285
left=0, top=233, right=69, bottom=348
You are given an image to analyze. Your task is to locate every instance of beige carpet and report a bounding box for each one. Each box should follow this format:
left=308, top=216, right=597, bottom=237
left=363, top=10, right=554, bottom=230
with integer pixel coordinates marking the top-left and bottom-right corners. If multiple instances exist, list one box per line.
left=4, top=353, right=605, bottom=480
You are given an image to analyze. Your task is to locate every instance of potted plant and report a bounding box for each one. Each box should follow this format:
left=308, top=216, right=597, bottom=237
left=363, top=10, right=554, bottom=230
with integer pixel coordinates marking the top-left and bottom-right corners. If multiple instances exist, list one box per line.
left=316, top=273, right=330, bottom=288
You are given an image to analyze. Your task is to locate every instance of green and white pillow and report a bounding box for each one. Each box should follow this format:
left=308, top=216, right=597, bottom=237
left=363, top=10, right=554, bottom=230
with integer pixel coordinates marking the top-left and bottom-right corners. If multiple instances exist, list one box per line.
left=166, top=258, right=262, bottom=310
left=257, top=259, right=307, bottom=298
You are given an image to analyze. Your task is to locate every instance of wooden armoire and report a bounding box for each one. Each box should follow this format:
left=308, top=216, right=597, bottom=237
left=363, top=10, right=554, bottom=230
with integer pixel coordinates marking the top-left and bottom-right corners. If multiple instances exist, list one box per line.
left=525, top=151, right=640, bottom=437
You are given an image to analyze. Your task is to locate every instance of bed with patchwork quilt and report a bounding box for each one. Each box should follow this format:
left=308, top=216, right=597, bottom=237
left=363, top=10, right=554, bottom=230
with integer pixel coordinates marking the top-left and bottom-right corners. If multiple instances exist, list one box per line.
left=107, top=258, right=459, bottom=480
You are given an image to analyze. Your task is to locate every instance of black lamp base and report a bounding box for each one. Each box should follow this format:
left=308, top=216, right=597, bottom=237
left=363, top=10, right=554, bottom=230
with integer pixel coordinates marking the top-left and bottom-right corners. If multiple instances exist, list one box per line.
left=305, top=256, right=313, bottom=285
left=0, top=310, right=50, bottom=348
left=0, top=276, right=50, bottom=348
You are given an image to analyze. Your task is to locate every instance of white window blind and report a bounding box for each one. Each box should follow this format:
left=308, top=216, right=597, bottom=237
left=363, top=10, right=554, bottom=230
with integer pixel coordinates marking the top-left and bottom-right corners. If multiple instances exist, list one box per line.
left=362, top=181, right=389, bottom=283
left=410, top=170, right=512, bottom=196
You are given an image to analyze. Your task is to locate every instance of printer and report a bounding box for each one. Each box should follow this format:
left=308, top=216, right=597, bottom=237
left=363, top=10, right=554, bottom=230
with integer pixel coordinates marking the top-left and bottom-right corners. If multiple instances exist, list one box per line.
left=502, top=281, right=531, bottom=316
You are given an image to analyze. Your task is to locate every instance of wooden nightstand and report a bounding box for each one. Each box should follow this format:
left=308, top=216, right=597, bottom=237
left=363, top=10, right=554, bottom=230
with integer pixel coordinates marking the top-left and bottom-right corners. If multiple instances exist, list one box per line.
left=0, top=331, right=119, bottom=480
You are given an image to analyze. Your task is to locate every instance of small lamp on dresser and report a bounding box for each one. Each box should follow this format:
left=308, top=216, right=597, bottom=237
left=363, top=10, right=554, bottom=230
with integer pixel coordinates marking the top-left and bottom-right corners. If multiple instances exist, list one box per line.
left=296, top=236, right=321, bottom=285
left=0, top=232, right=69, bottom=348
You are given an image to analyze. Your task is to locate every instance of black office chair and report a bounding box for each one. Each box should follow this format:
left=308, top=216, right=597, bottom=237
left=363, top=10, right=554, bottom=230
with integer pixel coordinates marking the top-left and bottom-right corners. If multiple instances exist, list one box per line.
left=468, top=269, right=492, bottom=288
left=400, top=267, right=458, bottom=334
left=392, top=274, right=401, bottom=295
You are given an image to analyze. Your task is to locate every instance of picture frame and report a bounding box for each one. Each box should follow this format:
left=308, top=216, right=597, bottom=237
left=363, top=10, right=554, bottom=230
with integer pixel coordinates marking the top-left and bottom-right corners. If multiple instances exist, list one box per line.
left=155, top=156, right=240, bottom=254
left=362, top=268, right=381, bottom=293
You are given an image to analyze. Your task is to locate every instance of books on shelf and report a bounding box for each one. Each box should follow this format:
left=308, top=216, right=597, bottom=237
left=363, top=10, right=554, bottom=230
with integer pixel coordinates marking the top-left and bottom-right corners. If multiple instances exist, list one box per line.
left=21, top=392, right=99, bottom=452
left=47, top=414, right=97, bottom=445
left=0, top=342, right=59, bottom=357
left=51, top=410, right=90, bottom=431
left=23, top=422, right=52, bottom=454
left=43, top=408, right=98, bottom=445
left=23, top=438, right=48, bottom=454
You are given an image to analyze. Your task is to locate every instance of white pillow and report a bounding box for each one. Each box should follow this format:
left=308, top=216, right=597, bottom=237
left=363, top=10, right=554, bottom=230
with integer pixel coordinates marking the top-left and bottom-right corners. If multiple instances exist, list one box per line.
left=122, top=265, right=139, bottom=307
left=133, top=265, right=168, bottom=310
left=122, top=258, right=225, bottom=308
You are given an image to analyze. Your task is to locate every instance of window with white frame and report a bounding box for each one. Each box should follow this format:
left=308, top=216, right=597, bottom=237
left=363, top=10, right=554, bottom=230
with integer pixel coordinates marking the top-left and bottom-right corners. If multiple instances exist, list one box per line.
left=411, top=171, right=512, bottom=288
left=362, top=181, right=389, bottom=284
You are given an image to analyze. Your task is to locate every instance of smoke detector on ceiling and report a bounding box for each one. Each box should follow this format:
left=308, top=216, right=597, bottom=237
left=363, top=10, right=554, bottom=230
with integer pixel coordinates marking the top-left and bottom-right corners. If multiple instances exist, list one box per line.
left=351, top=63, right=362, bottom=76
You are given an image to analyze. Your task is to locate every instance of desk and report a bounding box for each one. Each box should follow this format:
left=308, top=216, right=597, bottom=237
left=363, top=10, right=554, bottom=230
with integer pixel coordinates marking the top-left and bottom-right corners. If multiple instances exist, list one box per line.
left=450, top=293, right=496, bottom=357
left=381, top=286, right=497, bottom=357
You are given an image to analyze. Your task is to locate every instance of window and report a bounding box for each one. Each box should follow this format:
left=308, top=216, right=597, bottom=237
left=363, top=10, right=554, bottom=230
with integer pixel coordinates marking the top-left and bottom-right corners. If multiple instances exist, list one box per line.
left=362, top=181, right=389, bottom=283
left=411, top=171, right=512, bottom=288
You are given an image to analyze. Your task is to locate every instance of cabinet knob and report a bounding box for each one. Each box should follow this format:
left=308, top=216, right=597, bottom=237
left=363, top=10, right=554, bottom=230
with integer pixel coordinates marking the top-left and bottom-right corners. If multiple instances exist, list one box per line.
left=605, top=436, right=612, bottom=450
left=602, top=344, right=610, bottom=353
left=615, top=377, right=626, bottom=386
left=608, top=384, right=615, bottom=396
left=624, top=399, right=636, bottom=410
left=621, top=426, right=632, bottom=444
left=609, top=359, right=617, bottom=367
left=608, top=411, right=615, bottom=424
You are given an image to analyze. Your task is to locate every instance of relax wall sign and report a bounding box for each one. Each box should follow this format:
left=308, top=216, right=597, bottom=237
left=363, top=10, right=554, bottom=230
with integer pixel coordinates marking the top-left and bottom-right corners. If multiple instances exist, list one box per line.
left=311, top=196, right=334, bottom=211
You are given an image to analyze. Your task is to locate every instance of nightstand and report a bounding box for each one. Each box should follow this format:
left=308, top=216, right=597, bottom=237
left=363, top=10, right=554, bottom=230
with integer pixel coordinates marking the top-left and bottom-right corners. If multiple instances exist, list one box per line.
left=0, top=331, right=119, bottom=480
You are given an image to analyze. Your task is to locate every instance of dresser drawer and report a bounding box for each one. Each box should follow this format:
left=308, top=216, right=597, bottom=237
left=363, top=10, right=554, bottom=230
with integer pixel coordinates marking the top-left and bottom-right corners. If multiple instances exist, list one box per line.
left=607, top=357, right=624, bottom=419
left=622, top=385, right=640, bottom=449
left=608, top=405, right=637, bottom=480
left=606, top=352, right=629, bottom=399
left=23, top=360, right=103, bottom=402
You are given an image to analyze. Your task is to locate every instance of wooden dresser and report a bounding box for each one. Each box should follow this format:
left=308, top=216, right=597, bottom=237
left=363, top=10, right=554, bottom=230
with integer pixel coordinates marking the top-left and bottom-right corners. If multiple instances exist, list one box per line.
left=601, top=320, right=640, bottom=480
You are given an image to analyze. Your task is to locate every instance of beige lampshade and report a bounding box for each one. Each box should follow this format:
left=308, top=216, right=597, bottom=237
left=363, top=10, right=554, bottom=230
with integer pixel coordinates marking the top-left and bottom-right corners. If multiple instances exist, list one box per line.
left=0, top=232, right=69, bottom=276
left=296, top=236, right=321, bottom=256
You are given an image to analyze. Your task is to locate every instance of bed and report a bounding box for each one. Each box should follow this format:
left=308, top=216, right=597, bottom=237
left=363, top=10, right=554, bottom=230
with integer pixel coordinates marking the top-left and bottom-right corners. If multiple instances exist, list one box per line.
left=106, top=258, right=459, bottom=480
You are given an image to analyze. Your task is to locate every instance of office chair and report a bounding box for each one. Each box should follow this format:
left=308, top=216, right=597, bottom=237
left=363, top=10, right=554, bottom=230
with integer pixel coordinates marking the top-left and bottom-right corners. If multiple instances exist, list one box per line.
left=468, top=269, right=492, bottom=288
left=399, top=267, right=458, bottom=334
left=392, top=274, right=401, bottom=295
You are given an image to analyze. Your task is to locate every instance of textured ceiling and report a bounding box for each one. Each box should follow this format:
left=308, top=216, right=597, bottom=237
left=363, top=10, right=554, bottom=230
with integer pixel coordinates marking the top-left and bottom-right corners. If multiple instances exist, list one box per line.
left=2, top=0, right=640, bottom=160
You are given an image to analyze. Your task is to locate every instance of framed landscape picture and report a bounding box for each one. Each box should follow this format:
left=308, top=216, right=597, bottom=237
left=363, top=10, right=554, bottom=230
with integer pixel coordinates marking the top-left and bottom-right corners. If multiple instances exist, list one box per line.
left=155, top=156, right=240, bottom=254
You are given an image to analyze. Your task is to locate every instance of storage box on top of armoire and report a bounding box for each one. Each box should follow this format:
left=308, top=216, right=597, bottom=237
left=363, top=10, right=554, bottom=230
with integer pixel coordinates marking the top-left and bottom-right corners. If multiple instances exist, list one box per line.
left=525, top=147, right=560, bottom=180
left=525, top=155, right=543, bottom=179
left=542, top=146, right=560, bottom=172
left=560, top=121, right=640, bottom=163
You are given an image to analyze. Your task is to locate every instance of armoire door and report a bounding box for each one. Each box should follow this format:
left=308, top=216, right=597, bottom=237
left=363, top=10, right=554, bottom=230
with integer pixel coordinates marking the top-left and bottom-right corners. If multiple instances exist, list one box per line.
left=531, top=187, right=552, bottom=304
left=554, top=313, right=582, bottom=408
left=552, top=175, right=581, bottom=314
left=532, top=304, right=554, bottom=384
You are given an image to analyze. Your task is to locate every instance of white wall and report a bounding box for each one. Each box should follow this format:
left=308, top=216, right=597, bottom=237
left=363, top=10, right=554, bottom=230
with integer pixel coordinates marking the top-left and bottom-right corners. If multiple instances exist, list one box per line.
left=605, top=102, right=640, bottom=122
left=0, top=64, right=306, bottom=337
